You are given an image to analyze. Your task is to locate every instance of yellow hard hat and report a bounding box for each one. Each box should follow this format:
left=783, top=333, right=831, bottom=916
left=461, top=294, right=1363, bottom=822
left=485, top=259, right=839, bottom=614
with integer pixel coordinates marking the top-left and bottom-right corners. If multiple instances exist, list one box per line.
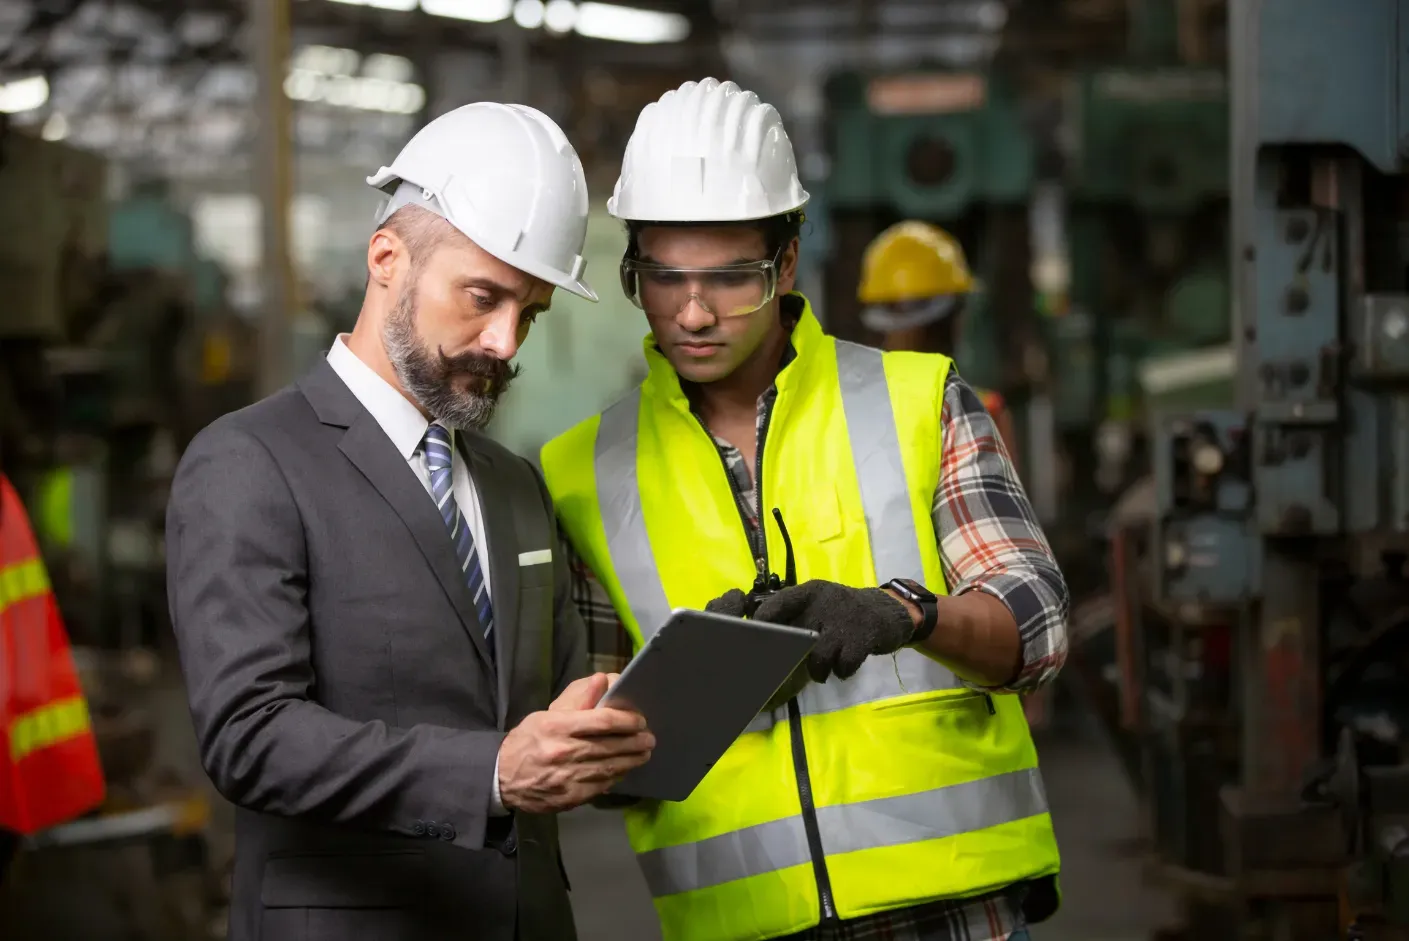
left=857, top=221, right=975, bottom=305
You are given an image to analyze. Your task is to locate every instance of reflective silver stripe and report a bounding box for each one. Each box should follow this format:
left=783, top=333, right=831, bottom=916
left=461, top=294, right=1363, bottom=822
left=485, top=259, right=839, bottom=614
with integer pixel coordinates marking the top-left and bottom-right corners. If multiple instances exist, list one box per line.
left=743, top=712, right=777, bottom=735
left=833, top=339, right=926, bottom=584
left=744, top=650, right=965, bottom=735
left=808, top=340, right=961, bottom=711
left=797, top=650, right=963, bottom=717
left=595, top=391, right=673, bottom=640
left=637, top=767, right=1049, bottom=898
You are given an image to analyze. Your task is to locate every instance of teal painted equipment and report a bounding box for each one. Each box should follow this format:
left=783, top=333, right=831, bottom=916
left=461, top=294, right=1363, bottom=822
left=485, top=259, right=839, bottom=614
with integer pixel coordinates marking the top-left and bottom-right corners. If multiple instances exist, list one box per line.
left=825, top=70, right=1034, bottom=217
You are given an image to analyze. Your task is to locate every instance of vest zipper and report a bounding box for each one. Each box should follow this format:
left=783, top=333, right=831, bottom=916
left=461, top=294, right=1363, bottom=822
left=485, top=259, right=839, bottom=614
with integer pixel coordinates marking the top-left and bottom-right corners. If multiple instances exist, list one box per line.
left=698, top=396, right=837, bottom=923
left=754, top=404, right=837, bottom=925
left=788, top=698, right=838, bottom=922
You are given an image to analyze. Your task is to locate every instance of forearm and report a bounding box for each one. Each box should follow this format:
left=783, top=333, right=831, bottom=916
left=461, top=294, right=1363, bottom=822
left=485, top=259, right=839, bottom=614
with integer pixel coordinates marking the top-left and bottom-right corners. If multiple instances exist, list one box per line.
left=927, top=372, right=1070, bottom=693
left=198, top=696, right=505, bottom=847
left=885, top=588, right=1022, bottom=688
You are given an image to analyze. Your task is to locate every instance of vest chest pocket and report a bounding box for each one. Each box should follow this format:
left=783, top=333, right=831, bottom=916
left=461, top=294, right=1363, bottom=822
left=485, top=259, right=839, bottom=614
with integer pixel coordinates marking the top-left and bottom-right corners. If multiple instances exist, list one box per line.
left=868, top=690, right=994, bottom=721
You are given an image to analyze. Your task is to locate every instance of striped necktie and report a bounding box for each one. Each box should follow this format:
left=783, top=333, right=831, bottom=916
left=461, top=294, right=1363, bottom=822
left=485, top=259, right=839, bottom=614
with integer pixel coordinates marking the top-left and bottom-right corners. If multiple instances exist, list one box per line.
left=422, top=423, right=494, bottom=654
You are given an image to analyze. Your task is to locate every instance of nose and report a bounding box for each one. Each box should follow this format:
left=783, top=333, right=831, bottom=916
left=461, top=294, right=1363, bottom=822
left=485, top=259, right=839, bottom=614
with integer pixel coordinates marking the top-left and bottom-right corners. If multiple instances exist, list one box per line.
left=676, top=295, right=717, bottom=333
left=478, top=306, right=522, bottom=361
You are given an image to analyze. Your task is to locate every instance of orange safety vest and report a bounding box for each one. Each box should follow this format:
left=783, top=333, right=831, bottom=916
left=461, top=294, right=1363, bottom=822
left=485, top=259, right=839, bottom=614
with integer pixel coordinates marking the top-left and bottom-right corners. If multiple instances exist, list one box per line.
left=0, top=473, right=105, bottom=835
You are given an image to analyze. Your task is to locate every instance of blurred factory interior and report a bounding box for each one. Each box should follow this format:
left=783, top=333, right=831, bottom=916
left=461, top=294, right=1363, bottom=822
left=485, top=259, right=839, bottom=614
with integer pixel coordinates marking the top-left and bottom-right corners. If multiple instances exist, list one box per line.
left=1, top=0, right=1407, bottom=938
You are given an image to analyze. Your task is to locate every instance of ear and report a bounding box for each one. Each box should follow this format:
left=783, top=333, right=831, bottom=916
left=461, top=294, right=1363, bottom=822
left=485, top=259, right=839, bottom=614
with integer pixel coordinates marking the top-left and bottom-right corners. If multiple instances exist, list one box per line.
left=777, top=237, right=801, bottom=296
left=367, top=228, right=406, bottom=289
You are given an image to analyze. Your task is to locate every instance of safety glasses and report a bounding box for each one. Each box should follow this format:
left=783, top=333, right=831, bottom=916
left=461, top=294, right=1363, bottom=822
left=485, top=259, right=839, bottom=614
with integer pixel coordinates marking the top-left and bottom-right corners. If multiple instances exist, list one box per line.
left=620, top=248, right=784, bottom=319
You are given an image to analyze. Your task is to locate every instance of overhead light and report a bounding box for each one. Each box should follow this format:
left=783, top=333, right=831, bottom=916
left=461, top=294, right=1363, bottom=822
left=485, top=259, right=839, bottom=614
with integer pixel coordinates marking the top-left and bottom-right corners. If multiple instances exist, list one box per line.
left=513, top=0, right=545, bottom=28
left=544, top=0, right=577, bottom=32
left=285, top=70, right=426, bottom=114
left=573, top=3, right=689, bottom=43
left=293, top=44, right=362, bottom=76
left=327, top=0, right=418, bottom=9
left=0, top=75, right=49, bottom=114
left=41, top=113, right=69, bottom=141
left=420, top=0, right=511, bottom=21
left=362, top=52, right=416, bottom=83
left=285, top=46, right=425, bottom=114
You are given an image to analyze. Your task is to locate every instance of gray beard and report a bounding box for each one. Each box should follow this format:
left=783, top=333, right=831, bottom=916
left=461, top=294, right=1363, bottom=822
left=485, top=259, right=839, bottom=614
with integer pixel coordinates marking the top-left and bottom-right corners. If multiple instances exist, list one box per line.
left=381, top=285, right=503, bottom=431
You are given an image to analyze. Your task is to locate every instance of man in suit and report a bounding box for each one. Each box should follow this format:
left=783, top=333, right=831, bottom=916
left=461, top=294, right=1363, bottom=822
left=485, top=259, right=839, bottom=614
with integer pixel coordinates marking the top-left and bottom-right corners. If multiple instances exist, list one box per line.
left=166, top=103, right=654, bottom=941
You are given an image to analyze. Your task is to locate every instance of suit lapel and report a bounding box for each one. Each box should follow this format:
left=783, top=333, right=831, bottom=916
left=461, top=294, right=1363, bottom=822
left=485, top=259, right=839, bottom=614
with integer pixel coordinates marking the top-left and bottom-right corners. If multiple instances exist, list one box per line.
left=459, top=432, right=520, bottom=729
left=299, top=361, right=496, bottom=678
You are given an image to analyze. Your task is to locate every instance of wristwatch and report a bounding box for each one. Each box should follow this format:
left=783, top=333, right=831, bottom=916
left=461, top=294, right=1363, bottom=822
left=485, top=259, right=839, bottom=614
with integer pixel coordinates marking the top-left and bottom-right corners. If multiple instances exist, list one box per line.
left=882, top=578, right=939, bottom=644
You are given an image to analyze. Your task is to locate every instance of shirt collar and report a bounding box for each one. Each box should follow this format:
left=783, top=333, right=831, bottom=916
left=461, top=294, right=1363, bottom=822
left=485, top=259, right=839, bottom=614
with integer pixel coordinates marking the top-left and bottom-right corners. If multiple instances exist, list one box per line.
left=326, top=335, right=432, bottom=460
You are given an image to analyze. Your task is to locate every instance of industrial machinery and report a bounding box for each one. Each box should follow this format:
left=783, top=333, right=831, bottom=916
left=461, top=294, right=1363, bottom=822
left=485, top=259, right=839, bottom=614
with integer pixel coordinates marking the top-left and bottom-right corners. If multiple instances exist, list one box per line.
left=0, top=124, right=237, bottom=940
left=1125, top=2, right=1409, bottom=937
left=1056, top=56, right=1231, bottom=601
left=821, top=67, right=1041, bottom=396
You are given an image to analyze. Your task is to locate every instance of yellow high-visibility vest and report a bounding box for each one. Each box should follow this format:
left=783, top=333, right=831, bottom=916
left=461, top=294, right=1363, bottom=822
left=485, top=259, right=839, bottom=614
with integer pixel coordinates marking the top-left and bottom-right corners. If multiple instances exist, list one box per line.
left=542, top=296, right=1060, bottom=941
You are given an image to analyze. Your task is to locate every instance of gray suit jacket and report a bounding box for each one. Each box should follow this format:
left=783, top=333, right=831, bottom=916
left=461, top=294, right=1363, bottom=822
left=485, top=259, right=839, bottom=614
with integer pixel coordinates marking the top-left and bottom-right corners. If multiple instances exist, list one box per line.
left=166, top=359, right=587, bottom=941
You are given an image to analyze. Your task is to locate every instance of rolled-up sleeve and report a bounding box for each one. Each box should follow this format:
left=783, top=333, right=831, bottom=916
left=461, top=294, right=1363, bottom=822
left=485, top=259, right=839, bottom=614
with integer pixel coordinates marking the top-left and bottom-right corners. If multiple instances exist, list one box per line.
left=932, top=371, right=1069, bottom=693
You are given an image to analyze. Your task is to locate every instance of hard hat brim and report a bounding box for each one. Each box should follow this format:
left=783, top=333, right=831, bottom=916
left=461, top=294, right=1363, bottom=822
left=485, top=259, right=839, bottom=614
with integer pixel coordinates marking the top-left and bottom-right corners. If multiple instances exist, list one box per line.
left=606, top=193, right=810, bottom=224
left=859, top=297, right=961, bottom=333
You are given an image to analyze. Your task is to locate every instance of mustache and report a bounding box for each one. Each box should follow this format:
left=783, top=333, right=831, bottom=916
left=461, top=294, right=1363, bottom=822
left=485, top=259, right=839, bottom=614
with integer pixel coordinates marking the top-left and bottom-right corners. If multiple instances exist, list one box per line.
left=437, top=348, right=522, bottom=387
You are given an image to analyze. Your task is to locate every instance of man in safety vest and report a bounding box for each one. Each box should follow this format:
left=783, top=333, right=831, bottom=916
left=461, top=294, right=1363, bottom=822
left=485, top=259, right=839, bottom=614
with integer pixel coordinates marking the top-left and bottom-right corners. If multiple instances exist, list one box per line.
left=543, top=78, right=1068, bottom=941
left=858, top=220, right=1020, bottom=464
left=0, top=461, right=107, bottom=886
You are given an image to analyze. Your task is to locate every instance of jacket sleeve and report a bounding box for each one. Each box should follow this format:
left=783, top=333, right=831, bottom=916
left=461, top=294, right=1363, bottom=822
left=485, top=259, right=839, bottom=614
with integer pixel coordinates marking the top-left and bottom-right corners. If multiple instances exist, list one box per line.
left=166, top=424, right=504, bottom=851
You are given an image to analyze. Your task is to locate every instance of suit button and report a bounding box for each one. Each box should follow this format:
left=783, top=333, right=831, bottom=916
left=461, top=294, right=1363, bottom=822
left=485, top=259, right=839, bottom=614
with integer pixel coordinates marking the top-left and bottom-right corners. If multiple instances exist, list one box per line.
left=412, top=821, right=426, bottom=837
left=500, top=833, right=518, bottom=857
left=440, top=823, right=457, bottom=842
left=425, top=822, right=442, bottom=840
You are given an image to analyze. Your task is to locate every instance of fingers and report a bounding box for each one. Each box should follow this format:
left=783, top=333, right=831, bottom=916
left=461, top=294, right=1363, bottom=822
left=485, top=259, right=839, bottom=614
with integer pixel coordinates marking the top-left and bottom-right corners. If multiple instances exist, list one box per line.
left=754, top=588, right=811, bottom=626
left=550, top=672, right=611, bottom=711
left=806, top=639, right=839, bottom=683
left=577, top=749, right=654, bottom=784
left=555, top=706, right=651, bottom=738
left=705, top=588, right=750, bottom=618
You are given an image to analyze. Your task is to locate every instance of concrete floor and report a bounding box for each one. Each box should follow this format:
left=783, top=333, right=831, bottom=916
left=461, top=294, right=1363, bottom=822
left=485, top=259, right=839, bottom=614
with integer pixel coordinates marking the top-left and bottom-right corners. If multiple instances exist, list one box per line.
left=560, top=713, right=1179, bottom=941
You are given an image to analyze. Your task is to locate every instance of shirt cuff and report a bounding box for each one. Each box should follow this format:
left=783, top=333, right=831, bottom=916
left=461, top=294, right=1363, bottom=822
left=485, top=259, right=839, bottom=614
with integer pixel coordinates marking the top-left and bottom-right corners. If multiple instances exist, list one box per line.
left=489, top=754, right=508, bottom=816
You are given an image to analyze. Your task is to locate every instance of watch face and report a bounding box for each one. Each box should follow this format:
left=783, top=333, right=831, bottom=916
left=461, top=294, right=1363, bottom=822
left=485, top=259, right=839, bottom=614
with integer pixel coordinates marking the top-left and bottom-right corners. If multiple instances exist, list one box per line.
left=894, top=578, right=936, bottom=602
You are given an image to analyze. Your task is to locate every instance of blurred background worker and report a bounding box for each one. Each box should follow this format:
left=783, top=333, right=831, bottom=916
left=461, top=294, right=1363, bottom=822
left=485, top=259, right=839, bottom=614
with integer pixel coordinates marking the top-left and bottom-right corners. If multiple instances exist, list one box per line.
left=0, top=450, right=107, bottom=889
left=858, top=221, right=1019, bottom=463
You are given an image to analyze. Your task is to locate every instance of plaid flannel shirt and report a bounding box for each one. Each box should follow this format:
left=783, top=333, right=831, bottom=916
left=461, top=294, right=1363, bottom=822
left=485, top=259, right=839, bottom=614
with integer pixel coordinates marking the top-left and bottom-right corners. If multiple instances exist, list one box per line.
left=565, top=342, right=1067, bottom=941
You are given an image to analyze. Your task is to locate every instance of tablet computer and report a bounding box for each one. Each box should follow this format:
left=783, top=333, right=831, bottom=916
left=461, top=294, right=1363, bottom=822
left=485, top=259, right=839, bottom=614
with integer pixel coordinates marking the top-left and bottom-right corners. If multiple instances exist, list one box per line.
left=595, top=608, right=816, bottom=803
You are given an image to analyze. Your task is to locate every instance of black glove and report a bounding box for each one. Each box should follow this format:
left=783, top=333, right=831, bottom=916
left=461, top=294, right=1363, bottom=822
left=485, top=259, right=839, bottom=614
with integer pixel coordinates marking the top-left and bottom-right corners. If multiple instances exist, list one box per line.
left=705, top=588, right=749, bottom=618
left=754, top=580, right=917, bottom=682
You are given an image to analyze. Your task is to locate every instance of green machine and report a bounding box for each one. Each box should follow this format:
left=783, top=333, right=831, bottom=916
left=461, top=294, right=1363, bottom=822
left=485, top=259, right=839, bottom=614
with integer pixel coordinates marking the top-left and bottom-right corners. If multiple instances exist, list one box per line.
left=821, top=68, right=1038, bottom=396
left=1059, top=62, right=1231, bottom=502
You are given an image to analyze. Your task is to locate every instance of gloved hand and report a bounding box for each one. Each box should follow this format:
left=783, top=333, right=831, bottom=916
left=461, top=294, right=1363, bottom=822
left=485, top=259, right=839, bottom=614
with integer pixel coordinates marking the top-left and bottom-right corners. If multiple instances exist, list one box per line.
left=753, top=580, right=917, bottom=682
left=705, top=588, right=749, bottom=618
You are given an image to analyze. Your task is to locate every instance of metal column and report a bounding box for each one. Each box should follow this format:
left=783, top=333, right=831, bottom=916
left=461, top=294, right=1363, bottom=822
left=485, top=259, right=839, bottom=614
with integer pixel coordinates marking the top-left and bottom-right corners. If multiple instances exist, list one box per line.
left=251, top=0, right=297, bottom=399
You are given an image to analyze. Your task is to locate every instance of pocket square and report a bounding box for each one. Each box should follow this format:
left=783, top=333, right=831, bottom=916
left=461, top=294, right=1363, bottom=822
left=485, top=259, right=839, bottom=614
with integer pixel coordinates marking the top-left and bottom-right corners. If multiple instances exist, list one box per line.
left=518, top=549, right=552, bottom=567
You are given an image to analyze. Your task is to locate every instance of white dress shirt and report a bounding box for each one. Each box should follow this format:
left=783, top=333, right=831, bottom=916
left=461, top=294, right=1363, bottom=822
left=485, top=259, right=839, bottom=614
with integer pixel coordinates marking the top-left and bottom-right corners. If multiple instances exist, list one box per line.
left=326, top=335, right=508, bottom=815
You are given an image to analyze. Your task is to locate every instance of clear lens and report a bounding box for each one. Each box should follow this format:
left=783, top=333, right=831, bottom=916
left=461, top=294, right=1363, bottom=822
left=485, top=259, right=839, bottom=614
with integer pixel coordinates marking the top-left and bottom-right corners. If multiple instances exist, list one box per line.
left=622, top=259, right=777, bottom=318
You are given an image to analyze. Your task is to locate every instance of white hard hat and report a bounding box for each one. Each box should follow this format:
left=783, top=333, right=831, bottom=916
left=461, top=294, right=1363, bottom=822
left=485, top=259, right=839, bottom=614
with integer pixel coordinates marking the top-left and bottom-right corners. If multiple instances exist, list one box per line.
left=368, top=102, right=597, bottom=301
left=607, top=78, right=810, bottom=224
